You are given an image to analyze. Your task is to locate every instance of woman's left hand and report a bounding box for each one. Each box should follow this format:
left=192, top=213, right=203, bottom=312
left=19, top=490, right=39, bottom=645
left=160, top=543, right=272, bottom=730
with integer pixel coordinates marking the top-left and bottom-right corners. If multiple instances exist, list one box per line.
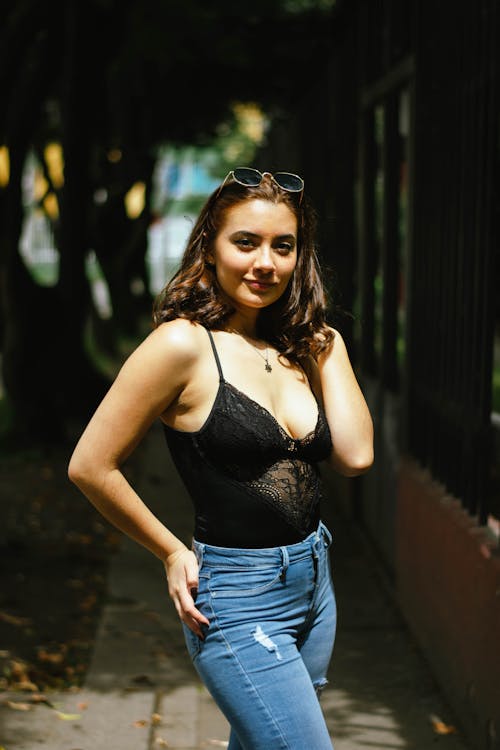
left=164, top=547, right=210, bottom=638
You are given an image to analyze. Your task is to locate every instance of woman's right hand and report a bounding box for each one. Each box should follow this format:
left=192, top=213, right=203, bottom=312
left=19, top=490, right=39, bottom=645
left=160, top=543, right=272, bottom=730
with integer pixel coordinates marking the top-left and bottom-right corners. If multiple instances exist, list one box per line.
left=164, top=547, right=210, bottom=638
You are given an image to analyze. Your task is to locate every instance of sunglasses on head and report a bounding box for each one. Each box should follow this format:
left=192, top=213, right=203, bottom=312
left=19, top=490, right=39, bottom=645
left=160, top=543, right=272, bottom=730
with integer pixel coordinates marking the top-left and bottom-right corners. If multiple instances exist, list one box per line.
left=216, top=167, right=304, bottom=203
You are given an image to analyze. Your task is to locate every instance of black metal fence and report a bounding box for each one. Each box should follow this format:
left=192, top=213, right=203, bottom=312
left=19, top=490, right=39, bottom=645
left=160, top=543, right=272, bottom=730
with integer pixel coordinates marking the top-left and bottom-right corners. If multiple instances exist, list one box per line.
left=407, top=0, right=498, bottom=523
left=355, top=0, right=499, bottom=525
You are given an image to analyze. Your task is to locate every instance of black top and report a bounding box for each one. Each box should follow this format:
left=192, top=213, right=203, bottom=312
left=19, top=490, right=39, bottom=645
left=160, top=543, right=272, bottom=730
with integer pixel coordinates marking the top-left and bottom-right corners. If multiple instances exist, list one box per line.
left=163, top=329, right=332, bottom=548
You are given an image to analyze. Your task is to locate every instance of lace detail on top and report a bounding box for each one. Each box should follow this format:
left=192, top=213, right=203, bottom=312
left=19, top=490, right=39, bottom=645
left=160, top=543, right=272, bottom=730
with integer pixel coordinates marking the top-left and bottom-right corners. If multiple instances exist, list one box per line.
left=163, top=330, right=332, bottom=547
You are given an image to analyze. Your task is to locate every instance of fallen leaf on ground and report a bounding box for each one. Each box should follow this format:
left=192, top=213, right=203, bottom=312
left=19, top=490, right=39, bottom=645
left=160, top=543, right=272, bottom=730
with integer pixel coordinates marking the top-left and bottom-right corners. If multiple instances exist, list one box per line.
left=0, top=612, right=32, bottom=627
left=155, top=739, right=169, bottom=747
left=56, top=711, right=81, bottom=721
left=5, top=701, right=32, bottom=711
left=151, top=712, right=162, bottom=725
left=15, top=678, right=39, bottom=692
left=9, top=660, right=30, bottom=679
left=133, top=719, right=148, bottom=728
left=37, top=650, right=65, bottom=664
left=77, top=702, right=88, bottom=710
left=430, top=714, right=457, bottom=734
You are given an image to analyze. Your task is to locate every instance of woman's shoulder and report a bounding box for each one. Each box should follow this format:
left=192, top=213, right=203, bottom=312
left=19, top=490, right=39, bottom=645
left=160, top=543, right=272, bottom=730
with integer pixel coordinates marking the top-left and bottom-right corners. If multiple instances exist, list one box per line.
left=153, top=318, right=206, bottom=346
left=147, top=319, right=208, bottom=363
left=122, top=319, right=207, bottom=382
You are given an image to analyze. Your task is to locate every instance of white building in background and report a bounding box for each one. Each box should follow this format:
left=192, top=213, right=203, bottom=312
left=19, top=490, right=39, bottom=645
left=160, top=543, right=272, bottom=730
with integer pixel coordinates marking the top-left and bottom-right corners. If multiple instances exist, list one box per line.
left=147, top=148, right=220, bottom=293
left=148, top=214, right=195, bottom=294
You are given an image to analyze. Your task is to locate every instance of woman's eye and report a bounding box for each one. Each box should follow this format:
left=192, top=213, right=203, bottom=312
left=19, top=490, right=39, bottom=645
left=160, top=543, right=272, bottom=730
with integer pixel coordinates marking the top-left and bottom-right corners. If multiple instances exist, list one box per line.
left=235, top=238, right=254, bottom=249
left=276, top=243, right=293, bottom=254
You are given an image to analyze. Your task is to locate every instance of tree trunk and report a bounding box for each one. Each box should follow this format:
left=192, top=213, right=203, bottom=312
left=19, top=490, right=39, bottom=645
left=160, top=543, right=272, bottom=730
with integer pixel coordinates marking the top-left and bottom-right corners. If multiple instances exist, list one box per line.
left=0, top=2, right=109, bottom=446
left=55, top=0, right=110, bottom=423
left=92, top=153, right=155, bottom=340
left=0, top=24, right=67, bottom=444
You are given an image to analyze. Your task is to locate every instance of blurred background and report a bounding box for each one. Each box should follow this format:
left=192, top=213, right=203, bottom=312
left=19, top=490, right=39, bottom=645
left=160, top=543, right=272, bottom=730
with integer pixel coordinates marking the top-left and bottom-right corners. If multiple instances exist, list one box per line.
left=0, top=1, right=499, bottom=749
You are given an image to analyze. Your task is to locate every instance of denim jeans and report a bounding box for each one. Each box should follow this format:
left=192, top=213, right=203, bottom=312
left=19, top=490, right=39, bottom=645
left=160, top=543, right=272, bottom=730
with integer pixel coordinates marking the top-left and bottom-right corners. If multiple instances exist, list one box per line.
left=183, top=521, right=336, bottom=749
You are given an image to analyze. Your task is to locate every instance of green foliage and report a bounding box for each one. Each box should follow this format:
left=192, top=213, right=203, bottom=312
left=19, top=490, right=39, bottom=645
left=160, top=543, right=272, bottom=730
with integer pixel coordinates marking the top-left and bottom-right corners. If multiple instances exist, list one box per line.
left=209, top=103, right=267, bottom=178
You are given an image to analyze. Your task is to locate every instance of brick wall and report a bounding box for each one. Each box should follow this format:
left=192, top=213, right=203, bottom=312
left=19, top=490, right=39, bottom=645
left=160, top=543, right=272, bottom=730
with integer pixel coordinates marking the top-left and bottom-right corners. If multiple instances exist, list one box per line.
left=396, top=459, right=500, bottom=750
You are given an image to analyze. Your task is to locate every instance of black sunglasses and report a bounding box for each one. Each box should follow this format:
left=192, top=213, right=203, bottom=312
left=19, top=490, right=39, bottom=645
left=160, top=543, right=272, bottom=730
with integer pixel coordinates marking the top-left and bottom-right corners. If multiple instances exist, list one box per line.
left=216, top=167, right=304, bottom=203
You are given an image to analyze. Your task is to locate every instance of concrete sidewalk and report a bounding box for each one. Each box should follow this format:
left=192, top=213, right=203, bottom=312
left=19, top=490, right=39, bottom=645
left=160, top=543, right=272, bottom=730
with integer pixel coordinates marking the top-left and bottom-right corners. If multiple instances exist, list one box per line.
left=0, top=423, right=470, bottom=749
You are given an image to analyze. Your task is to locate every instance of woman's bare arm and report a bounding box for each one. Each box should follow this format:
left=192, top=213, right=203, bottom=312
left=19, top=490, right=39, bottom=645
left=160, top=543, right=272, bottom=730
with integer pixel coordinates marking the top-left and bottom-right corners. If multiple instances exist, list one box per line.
left=316, top=328, right=374, bottom=477
left=68, top=319, right=209, bottom=636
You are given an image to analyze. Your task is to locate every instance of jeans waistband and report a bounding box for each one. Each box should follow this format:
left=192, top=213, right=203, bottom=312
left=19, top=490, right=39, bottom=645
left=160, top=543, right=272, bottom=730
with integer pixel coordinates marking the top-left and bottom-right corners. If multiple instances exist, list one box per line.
left=192, top=521, right=332, bottom=569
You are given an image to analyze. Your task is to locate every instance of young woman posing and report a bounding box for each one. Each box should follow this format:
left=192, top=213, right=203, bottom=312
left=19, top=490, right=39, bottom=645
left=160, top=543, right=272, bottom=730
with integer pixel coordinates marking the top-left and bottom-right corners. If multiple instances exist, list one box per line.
left=69, top=168, right=373, bottom=749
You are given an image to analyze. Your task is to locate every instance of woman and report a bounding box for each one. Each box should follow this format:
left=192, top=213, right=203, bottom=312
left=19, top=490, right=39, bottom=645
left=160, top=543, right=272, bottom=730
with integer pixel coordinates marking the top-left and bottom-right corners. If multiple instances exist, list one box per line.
left=69, top=168, right=373, bottom=749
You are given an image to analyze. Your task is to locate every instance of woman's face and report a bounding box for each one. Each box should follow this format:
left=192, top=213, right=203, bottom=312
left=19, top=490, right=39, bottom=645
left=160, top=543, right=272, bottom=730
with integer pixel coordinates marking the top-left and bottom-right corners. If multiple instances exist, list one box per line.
left=209, top=199, right=298, bottom=312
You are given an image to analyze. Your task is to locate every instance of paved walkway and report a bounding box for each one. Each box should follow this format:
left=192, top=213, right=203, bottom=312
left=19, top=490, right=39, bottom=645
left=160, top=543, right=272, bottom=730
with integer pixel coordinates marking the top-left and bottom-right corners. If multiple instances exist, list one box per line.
left=0, top=423, right=470, bottom=749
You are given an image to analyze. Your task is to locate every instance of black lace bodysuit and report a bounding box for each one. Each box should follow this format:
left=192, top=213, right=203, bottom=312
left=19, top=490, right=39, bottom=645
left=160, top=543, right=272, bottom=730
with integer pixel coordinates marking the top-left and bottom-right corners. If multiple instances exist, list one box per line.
left=163, top=329, right=332, bottom=548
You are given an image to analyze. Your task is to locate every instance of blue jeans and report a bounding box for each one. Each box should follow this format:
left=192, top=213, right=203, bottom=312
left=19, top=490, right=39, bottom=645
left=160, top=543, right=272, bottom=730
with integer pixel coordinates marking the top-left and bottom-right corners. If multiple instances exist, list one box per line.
left=183, top=522, right=336, bottom=749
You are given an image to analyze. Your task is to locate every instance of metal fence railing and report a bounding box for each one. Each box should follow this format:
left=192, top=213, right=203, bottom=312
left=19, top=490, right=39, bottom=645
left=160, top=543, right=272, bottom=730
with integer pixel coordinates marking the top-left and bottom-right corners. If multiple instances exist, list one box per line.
left=406, top=0, right=498, bottom=524
left=355, top=0, right=499, bottom=526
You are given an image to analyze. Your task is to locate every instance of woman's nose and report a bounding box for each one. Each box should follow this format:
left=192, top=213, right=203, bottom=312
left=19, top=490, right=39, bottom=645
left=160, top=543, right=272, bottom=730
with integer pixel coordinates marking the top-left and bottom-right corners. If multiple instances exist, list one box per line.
left=254, top=246, right=275, bottom=272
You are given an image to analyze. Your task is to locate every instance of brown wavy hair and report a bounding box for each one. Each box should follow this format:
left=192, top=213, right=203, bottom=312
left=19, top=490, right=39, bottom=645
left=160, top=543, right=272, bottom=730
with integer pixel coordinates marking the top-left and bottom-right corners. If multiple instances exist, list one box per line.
left=152, top=174, right=334, bottom=363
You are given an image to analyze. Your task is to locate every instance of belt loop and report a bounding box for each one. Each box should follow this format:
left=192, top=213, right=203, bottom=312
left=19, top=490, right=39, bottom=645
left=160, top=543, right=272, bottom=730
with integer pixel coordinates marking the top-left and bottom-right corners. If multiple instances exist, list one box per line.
left=312, top=526, right=321, bottom=559
left=280, top=546, right=289, bottom=583
left=192, top=539, right=204, bottom=567
left=320, top=522, right=333, bottom=548
left=313, top=539, right=320, bottom=561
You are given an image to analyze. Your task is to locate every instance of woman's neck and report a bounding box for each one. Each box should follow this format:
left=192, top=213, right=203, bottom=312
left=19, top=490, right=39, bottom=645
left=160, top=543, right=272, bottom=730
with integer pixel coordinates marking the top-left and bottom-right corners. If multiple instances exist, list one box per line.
left=226, top=311, right=260, bottom=340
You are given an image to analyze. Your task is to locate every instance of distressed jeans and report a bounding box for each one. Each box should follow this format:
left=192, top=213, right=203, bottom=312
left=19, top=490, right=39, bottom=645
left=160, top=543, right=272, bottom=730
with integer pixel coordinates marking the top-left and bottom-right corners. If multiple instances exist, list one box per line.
left=182, top=522, right=336, bottom=749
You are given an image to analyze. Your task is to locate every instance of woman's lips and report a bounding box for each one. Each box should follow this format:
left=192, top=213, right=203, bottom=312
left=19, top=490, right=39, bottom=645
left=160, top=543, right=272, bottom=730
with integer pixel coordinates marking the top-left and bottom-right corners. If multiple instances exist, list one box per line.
left=245, top=279, right=275, bottom=291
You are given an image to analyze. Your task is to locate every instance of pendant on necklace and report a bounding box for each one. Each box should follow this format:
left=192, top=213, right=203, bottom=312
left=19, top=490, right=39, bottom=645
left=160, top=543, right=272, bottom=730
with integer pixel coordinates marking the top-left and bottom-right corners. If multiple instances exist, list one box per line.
left=265, top=362, right=272, bottom=373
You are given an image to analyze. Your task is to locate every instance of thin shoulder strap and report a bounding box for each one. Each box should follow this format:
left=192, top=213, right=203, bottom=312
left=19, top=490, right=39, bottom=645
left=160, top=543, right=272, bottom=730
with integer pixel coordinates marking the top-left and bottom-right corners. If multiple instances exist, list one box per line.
left=206, top=329, right=224, bottom=382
